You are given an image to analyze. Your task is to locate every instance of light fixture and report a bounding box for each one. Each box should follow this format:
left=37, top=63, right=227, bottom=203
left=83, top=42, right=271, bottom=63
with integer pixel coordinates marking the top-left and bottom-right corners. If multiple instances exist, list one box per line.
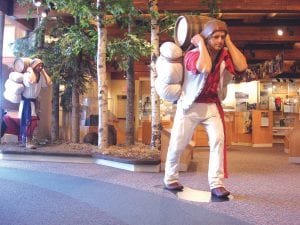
left=41, top=11, right=47, bottom=18
left=277, top=29, right=283, bottom=36
left=32, top=0, right=42, bottom=7
left=41, top=9, right=49, bottom=18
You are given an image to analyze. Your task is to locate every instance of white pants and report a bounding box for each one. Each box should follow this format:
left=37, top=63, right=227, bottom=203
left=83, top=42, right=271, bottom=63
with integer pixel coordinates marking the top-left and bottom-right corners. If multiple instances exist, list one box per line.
left=164, top=102, right=225, bottom=189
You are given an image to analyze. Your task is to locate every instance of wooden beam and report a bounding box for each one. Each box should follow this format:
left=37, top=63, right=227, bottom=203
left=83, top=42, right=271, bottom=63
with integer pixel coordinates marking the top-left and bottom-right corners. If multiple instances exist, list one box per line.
left=133, top=0, right=300, bottom=13
left=12, top=0, right=300, bottom=19
left=6, top=16, right=35, bottom=31
left=12, top=2, right=38, bottom=19
left=107, top=24, right=300, bottom=44
left=244, top=49, right=300, bottom=61
left=229, top=25, right=300, bottom=42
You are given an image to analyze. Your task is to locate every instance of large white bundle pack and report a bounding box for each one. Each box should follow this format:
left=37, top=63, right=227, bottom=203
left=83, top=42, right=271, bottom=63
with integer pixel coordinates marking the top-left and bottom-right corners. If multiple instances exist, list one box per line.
left=155, top=42, right=183, bottom=102
left=156, top=41, right=183, bottom=84
left=9, top=71, right=24, bottom=83
left=156, top=56, right=183, bottom=84
left=5, top=79, right=25, bottom=95
left=4, top=90, right=21, bottom=103
left=155, top=78, right=182, bottom=102
left=160, top=41, right=183, bottom=59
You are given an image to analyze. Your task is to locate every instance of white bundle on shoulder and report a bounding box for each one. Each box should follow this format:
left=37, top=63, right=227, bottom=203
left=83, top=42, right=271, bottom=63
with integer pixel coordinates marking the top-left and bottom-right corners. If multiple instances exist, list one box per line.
left=160, top=41, right=183, bottom=59
left=155, top=42, right=183, bottom=102
left=156, top=56, right=183, bottom=84
left=4, top=78, right=25, bottom=95
left=9, top=71, right=24, bottom=83
left=3, top=90, right=22, bottom=103
left=155, top=79, right=181, bottom=102
left=3, top=71, right=25, bottom=103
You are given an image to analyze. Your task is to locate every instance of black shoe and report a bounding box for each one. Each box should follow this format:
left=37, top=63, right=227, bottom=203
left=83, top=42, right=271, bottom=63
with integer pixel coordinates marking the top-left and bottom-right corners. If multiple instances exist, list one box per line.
left=211, top=187, right=230, bottom=198
left=164, top=182, right=184, bottom=191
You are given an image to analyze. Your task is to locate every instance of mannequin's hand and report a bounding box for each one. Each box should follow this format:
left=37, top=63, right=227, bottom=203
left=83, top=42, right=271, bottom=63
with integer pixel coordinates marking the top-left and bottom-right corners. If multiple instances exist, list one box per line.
left=26, top=67, right=37, bottom=84
left=191, top=34, right=205, bottom=47
left=225, top=34, right=231, bottom=46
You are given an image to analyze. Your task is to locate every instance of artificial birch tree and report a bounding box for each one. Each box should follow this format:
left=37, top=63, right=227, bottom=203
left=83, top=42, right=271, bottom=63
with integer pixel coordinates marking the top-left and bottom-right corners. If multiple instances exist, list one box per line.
left=149, top=0, right=161, bottom=150
left=96, top=0, right=108, bottom=149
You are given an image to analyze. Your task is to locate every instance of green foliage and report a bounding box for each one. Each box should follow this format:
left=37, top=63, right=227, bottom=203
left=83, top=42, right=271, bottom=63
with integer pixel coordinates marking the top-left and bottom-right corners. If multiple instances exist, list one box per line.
left=14, top=0, right=156, bottom=89
left=10, top=35, right=35, bottom=57
left=108, top=0, right=141, bottom=27
left=51, top=20, right=97, bottom=93
left=157, top=11, right=178, bottom=37
left=50, top=0, right=95, bottom=18
left=107, top=33, right=152, bottom=71
left=201, top=0, right=222, bottom=17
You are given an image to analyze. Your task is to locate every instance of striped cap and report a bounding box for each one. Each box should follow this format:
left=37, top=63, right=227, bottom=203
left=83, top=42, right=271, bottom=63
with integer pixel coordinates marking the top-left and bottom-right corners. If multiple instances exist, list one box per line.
left=201, top=19, right=228, bottom=39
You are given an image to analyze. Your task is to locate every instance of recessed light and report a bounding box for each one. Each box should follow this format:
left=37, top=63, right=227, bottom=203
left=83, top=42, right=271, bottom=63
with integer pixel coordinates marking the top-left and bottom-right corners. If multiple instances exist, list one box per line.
left=277, top=29, right=283, bottom=36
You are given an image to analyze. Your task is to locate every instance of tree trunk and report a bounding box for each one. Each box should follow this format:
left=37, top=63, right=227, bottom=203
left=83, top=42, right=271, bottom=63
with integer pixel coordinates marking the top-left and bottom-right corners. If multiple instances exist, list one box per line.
left=51, top=81, right=60, bottom=142
left=71, top=16, right=81, bottom=144
left=126, top=19, right=135, bottom=145
left=71, top=88, right=80, bottom=143
left=96, top=0, right=108, bottom=150
left=149, top=0, right=161, bottom=150
left=62, top=111, right=71, bottom=141
left=126, top=56, right=135, bottom=145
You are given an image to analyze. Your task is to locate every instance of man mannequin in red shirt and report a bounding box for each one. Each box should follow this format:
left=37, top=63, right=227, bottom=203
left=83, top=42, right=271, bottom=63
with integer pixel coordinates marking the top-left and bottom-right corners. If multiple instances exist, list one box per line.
left=164, top=19, right=247, bottom=198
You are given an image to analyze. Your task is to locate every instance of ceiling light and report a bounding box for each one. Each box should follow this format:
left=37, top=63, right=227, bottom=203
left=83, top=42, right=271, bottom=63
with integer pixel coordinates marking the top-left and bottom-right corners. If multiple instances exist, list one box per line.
left=33, top=0, right=42, bottom=7
left=277, top=29, right=283, bottom=36
left=41, top=9, right=49, bottom=18
left=41, top=11, right=47, bottom=18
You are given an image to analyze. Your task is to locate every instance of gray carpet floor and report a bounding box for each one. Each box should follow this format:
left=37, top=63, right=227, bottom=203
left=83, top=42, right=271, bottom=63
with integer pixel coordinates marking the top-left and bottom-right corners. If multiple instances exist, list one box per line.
left=0, top=144, right=299, bottom=225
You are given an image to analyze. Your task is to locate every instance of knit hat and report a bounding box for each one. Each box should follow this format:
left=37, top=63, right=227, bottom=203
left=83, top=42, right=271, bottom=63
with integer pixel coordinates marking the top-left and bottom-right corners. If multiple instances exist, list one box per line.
left=201, top=19, right=228, bottom=39
left=30, top=58, right=44, bottom=70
